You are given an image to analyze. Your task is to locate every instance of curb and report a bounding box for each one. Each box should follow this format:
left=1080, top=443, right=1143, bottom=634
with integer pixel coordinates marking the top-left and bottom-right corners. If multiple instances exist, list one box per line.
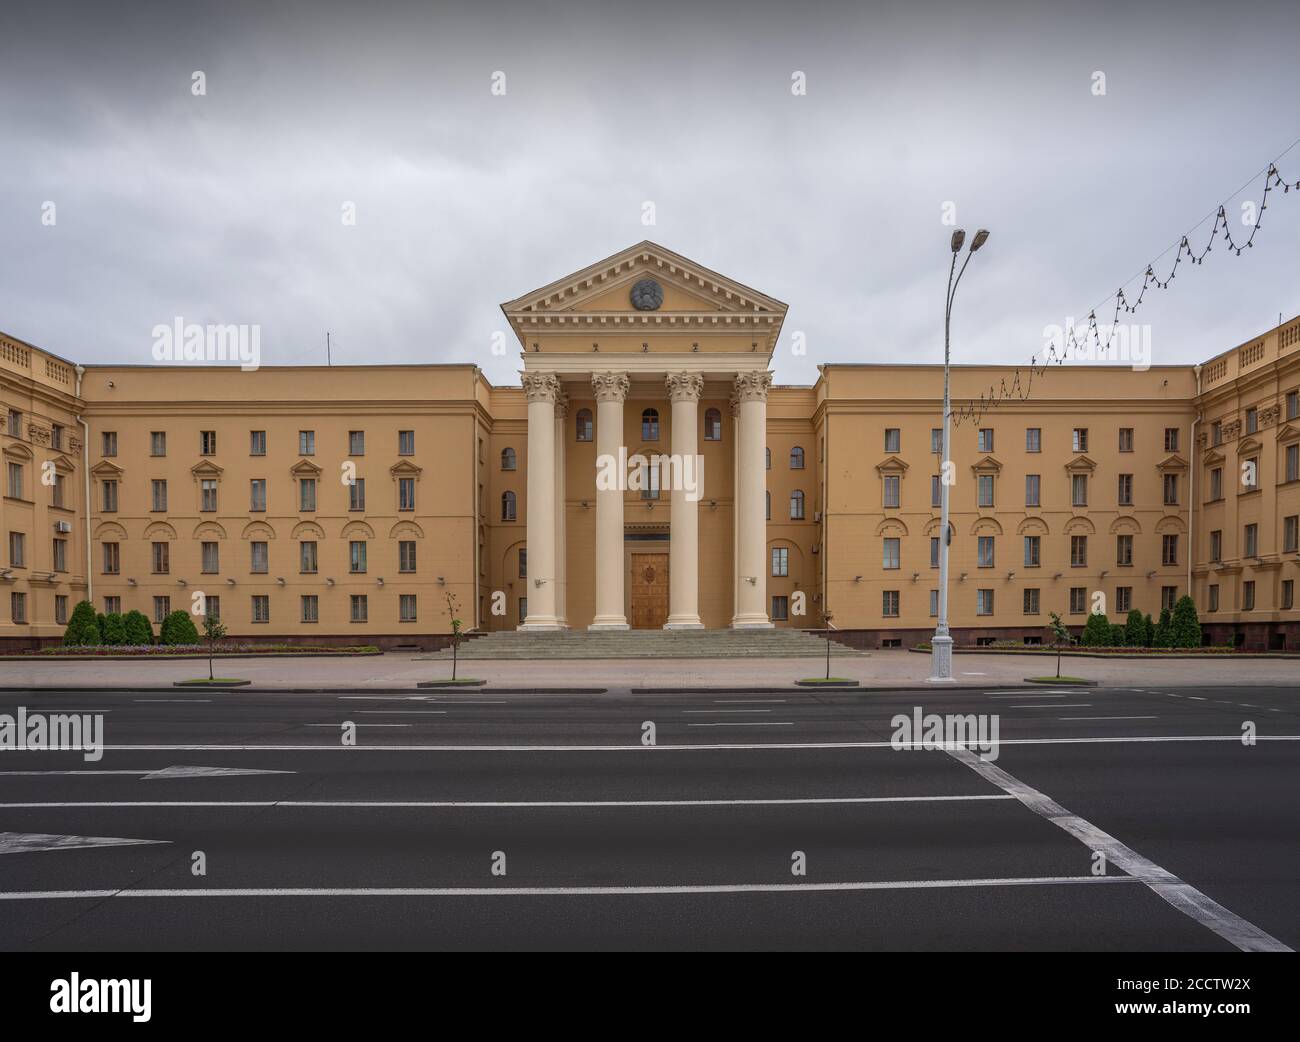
left=173, top=679, right=252, bottom=688
left=1023, top=677, right=1100, bottom=686
left=416, top=680, right=488, bottom=688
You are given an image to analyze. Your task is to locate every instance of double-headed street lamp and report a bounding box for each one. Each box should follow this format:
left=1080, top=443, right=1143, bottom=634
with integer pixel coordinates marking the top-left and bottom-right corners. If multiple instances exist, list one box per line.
left=928, top=227, right=990, bottom=683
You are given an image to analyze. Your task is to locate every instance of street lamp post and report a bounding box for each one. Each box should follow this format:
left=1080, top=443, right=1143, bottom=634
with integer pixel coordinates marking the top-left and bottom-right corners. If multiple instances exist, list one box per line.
left=929, top=227, right=989, bottom=683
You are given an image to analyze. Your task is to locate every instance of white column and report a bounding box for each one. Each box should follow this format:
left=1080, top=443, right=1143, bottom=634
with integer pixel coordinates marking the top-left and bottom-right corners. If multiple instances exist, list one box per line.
left=664, top=372, right=704, bottom=629
left=518, top=372, right=562, bottom=630
left=553, top=388, right=569, bottom=628
left=732, top=371, right=773, bottom=628
left=730, top=393, right=740, bottom=626
left=589, top=371, right=630, bottom=630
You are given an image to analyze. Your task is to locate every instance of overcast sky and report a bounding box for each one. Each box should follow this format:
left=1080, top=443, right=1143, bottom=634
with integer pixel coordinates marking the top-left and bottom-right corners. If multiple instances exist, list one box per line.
left=2, top=0, right=1297, bottom=392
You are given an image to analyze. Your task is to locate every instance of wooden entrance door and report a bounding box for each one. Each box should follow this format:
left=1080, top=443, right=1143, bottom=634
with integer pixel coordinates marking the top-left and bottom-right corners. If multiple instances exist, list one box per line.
left=629, top=552, right=669, bottom=629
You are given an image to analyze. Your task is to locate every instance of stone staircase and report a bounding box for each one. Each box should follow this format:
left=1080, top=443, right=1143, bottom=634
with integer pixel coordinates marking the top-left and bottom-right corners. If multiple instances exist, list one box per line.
left=420, top=628, right=865, bottom=660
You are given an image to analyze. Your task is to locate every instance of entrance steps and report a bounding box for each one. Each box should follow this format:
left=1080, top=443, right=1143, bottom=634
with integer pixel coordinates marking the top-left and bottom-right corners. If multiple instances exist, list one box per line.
left=421, top=628, right=864, bottom=660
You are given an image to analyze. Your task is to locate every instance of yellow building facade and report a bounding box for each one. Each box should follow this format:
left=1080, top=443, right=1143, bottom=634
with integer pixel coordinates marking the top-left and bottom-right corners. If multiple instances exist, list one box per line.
left=2, top=242, right=1298, bottom=650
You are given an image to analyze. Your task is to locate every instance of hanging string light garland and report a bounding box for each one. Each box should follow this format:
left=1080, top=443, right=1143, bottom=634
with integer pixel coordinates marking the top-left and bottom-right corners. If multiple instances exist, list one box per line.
left=948, top=151, right=1300, bottom=428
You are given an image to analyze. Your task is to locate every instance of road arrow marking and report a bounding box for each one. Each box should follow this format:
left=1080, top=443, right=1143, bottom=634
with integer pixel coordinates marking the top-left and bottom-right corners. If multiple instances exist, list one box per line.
left=140, top=766, right=294, bottom=780
left=0, top=832, right=170, bottom=855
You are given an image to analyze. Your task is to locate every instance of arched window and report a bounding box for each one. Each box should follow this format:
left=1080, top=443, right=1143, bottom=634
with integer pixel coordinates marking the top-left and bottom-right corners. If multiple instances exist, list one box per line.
left=501, top=490, right=517, bottom=521
left=790, top=490, right=805, bottom=520
left=790, top=446, right=805, bottom=470
left=500, top=447, right=516, bottom=471
left=641, top=408, right=659, bottom=441
left=704, top=408, right=722, bottom=441
left=575, top=409, right=593, bottom=442
left=765, top=447, right=771, bottom=470
left=765, top=490, right=771, bottom=520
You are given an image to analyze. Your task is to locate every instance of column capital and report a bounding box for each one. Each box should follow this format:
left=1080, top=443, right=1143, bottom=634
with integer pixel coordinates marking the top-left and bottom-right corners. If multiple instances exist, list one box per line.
left=665, top=371, right=704, bottom=403
left=591, top=371, right=630, bottom=403
left=522, top=372, right=561, bottom=404
left=554, top=386, right=570, bottom=420
left=733, top=371, right=773, bottom=403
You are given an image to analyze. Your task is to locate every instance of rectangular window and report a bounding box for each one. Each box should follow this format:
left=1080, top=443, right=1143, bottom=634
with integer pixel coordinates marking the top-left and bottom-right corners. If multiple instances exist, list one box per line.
left=1070, top=587, right=1087, bottom=614
left=205, top=596, right=220, bottom=621
left=882, top=474, right=900, bottom=509
left=931, top=429, right=943, bottom=454
left=1162, top=473, right=1178, bottom=506
left=1162, top=586, right=1178, bottom=612
left=250, top=479, right=267, bottom=512
left=55, top=595, right=68, bottom=625
left=1243, top=581, right=1256, bottom=611
left=1025, top=474, right=1040, bottom=507
left=929, top=590, right=939, bottom=617
left=1162, top=534, right=1178, bottom=566
left=1071, top=473, right=1088, bottom=507
left=1287, top=444, right=1299, bottom=483
left=1023, top=588, right=1040, bottom=615
left=977, top=536, right=994, bottom=568
left=350, top=594, right=368, bottom=623
left=1288, top=390, right=1299, bottom=421
left=399, top=430, right=415, bottom=456
left=7, top=531, right=24, bottom=567
left=101, top=479, right=117, bottom=512
left=1282, top=580, right=1294, bottom=611
left=200, top=430, right=217, bottom=455
left=1025, top=428, right=1041, bottom=453
left=1209, top=467, right=1223, bottom=500
left=1210, top=530, right=1222, bottom=562
left=102, top=542, right=120, bottom=574
left=931, top=474, right=941, bottom=508
left=1118, top=473, right=1133, bottom=506
left=301, top=595, right=319, bottom=623
left=1211, top=420, right=1223, bottom=446
left=103, top=596, right=120, bottom=615
left=771, top=546, right=789, bottom=577
left=977, top=474, right=994, bottom=508
left=349, top=430, right=365, bottom=456
left=250, top=430, right=267, bottom=456
left=976, top=589, right=994, bottom=616
left=1245, top=407, right=1258, bottom=434
left=52, top=473, right=66, bottom=508
left=400, top=594, right=418, bottom=622
left=772, top=595, right=789, bottom=621
left=252, top=595, right=270, bottom=623
left=12, top=593, right=31, bottom=624
left=350, top=541, right=367, bottom=573
left=882, top=590, right=900, bottom=617
left=882, top=538, right=900, bottom=570
left=250, top=541, right=268, bottom=573
left=299, top=430, right=315, bottom=455
left=1164, top=427, right=1179, bottom=452
left=153, top=596, right=171, bottom=624
left=151, top=431, right=167, bottom=456
left=882, top=428, right=901, bottom=453
left=299, top=541, right=317, bottom=574
left=202, top=541, right=219, bottom=573
left=1209, top=585, right=1219, bottom=612
left=930, top=536, right=940, bottom=568
left=977, top=429, right=994, bottom=452
left=1024, top=535, right=1040, bottom=567
left=200, top=479, right=217, bottom=512
left=398, top=477, right=416, bottom=511
left=1283, top=516, right=1299, bottom=554
left=349, top=478, right=366, bottom=511
left=1071, top=535, right=1088, bottom=567
left=151, top=479, right=168, bottom=512
left=152, top=542, right=169, bottom=574
left=1073, top=428, right=1088, bottom=452
left=1116, top=534, right=1133, bottom=567
left=518, top=548, right=527, bottom=579
left=7, top=410, right=21, bottom=436
left=300, top=478, right=317, bottom=511
left=399, top=540, right=417, bottom=573
left=7, top=462, right=23, bottom=499
left=1118, top=427, right=1134, bottom=452
left=1116, top=587, right=1132, bottom=613
left=102, top=431, right=118, bottom=457
left=51, top=424, right=64, bottom=450
left=1244, top=523, right=1258, bottom=557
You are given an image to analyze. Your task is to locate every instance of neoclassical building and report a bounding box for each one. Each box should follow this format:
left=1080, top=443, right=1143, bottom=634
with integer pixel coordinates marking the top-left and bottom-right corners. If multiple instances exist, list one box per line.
left=2, top=242, right=1298, bottom=650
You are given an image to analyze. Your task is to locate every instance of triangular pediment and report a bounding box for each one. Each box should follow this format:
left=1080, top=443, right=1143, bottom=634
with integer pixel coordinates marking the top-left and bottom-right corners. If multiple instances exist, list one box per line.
left=1203, top=448, right=1226, bottom=466
left=1237, top=436, right=1263, bottom=456
left=289, top=458, right=322, bottom=477
left=1156, top=453, right=1188, bottom=472
left=502, top=241, right=788, bottom=319
left=389, top=459, right=423, bottom=477
left=875, top=455, right=909, bottom=474
left=190, top=459, right=224, bottom=478
left=970, top=454, right=1002, bottom=474
left=1064, top=454, right=1096, bottom=473
left=1277, top=423, right=1300, bottom=444
left=89, top=459, right=124, bottom=477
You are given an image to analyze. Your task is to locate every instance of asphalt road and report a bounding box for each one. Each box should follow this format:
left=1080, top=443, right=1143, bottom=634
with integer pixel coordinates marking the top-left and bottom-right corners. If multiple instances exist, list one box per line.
left=0, top=683, right=1297, bottom=951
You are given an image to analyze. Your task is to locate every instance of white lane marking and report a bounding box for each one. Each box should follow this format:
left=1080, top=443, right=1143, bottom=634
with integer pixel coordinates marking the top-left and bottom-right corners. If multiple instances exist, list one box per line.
left=682, top=709, right=772, bottom=715
left=0, top=766, right=293, bottom=779
left=1058, top=716, right=1157, bottom=721
left=134, top=699, right=213, bottom=704
left=988, top=694, right=1067, bottom=699
left=686, top=722, right=795, bottom=728
left=78, top=735, right=1300, bottom=753
left=1187, top=696, right=1208, bottom=701
left=0, top=876, right=1141, bottom=901
left=304, top=723, right=410, bottom=728
left=0, top=832, right=170, bottom=855
left=339, top=696, right=435, bottom=701
left=357, top=711, right=449, bottom=715
left=1009, top=704, right=1092, bottom=709
left=961, top=672, right=988, bottom=676
left=945, top=748, right=1292, bottom=953
left=0, top=794, right=1015, bottom=809
left=713, top=699, right=787, bottom=704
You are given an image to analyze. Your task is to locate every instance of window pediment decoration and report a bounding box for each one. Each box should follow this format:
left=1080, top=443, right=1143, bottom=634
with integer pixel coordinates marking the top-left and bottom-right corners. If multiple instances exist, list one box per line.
left=89, top=458, right=123, bottom=476
left=1016, top=516, right=1050, bottom=536
left=241, top=521, right=276, bottom=541
left=1156, top=454, right=1187, bottom=473
left=93, top=521, right=127, bottom=540
left=1202, top=448, right=1226, bottom=466
left=291, top=521, right=325, bottom=540
left=3, top=441, right=34, bottom=462
left=874, top=518, right=909, bottom=537
left=970, top=516, right=1003, bottom=536
left=1063, top=516, right=1095, bottom=535
left=390, top=520, right=425, bottom=540
left=875, top=455, right=909, bottom=475
left=340, top=520, right=375, bottom=540
left=47, top=453, right=76, bottom=474
left=1108, top=515, right=1142, bottom=535
left=143, top=521, right=178, bottom=540
left=970, top=455, right=1002, bottom=475
left=1154, top=516, right=1186, bottom=534
left=1064, top=454, right=1096, bottom=473
left=1236, top=436, right=1263, bottom=457
left=923, top=516, right=955, bottom=537
left=1276, top=423, right=1300, bottom=445
left=193, top=522, right=228, bottom=540
left=290, top=458, right=322, bottom=477
left=390, top=459, right=423, bottom=477
left=190, top=459, right=224, bottom=478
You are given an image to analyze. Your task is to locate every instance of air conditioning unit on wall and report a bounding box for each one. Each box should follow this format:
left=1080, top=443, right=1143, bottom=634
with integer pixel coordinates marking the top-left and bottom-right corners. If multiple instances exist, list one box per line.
left=54, top=520, right=73, bottom=533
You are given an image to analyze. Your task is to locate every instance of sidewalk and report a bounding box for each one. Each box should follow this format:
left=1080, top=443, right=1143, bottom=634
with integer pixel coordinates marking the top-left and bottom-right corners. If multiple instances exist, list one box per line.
left=2, top=650, right=1298, bottom=690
